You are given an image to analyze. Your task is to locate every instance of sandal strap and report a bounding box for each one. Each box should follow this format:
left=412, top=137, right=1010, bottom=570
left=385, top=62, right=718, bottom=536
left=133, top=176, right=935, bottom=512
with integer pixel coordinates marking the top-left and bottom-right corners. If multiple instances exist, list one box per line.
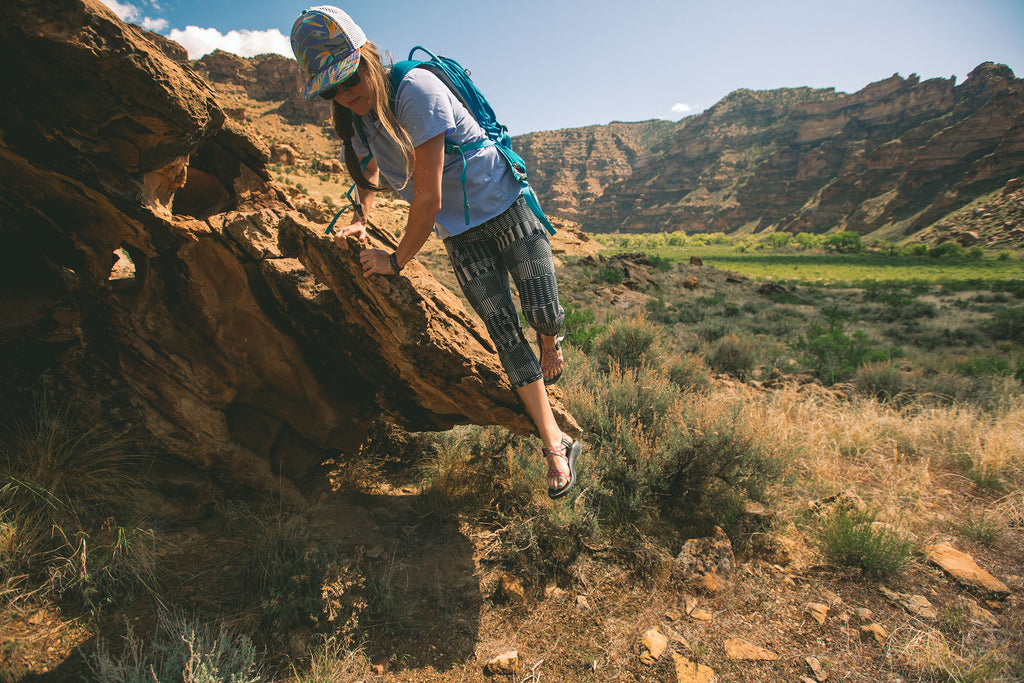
left=542, top=443, right=566, bottom=459
left=543, top=438, right=570, bottom=482
left=539, top=336, right=563, bottom=364
left=541, top=343, right=562, bottom=363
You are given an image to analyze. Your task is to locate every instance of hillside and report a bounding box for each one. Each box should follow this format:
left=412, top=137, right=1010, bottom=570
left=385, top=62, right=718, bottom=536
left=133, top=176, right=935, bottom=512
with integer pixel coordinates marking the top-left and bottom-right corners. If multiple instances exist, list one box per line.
left=516, top=65, right=1024, bottom=239
left=512, top=119, right=679, bottom=222
left=188, top=47, right=1024, bottom=246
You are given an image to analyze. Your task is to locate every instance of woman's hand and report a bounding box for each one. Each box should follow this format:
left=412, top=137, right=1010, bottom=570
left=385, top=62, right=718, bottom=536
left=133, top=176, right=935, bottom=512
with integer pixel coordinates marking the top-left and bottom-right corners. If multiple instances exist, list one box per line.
left=358, top=248, right=394, bottom=277
left=333, top=221, right=367, bottom=248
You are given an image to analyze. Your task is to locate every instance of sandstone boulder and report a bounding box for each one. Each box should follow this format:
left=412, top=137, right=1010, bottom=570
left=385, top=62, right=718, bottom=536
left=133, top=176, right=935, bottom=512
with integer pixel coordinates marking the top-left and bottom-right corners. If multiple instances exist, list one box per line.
left=0, top=0, right=577, bottom=502
left=271, top=144, right=302, bottom=166
left=925, top=542, right=1011, bottom=597
left=672, top=526, right=735, bottom=594
left=723, top=638, right=777, bottom=660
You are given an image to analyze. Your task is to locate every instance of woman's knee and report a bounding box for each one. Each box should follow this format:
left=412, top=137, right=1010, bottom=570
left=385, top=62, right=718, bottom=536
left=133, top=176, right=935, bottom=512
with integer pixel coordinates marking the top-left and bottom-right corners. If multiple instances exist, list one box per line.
left=524, top=304, right=564, bottom=338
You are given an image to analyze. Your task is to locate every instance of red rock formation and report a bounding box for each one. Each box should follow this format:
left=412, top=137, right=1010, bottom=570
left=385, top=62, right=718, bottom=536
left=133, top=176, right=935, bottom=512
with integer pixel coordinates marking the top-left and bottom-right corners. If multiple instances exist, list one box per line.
left=194, top=50, right=330, bottom=125
left=513, top=120, right=678, bottom=223
left=521, top=67, right=1023, bottom=239
left=0, top=0, right=576, bottom=499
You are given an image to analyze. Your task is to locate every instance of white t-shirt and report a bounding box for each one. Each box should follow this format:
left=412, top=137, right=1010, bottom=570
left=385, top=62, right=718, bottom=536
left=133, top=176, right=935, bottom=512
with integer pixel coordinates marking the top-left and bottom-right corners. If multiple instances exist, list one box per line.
left=350, top=67, right=521, bottom=237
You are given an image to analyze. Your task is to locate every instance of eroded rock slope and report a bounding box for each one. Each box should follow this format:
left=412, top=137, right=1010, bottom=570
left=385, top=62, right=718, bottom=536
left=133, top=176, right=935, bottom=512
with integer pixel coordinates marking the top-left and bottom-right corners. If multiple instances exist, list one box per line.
left=0, top=0, right=575, bottom=500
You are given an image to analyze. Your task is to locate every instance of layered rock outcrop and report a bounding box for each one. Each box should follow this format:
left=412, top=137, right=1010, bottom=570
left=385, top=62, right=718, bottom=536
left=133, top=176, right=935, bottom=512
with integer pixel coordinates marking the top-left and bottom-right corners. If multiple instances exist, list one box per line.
left=517, top=66, right=1023, bottom=237
left=0, top=0, right=575, bottom=499
left=513, top=120, right=677, bottom=223
left=193, top=50, right=330, bottom=125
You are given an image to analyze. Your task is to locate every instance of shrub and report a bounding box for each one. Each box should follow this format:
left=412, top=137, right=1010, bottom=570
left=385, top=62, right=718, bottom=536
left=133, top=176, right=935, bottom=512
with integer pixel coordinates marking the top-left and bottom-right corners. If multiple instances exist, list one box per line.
left=981, top=307, right=1024, bottom=342
left=561, top=305, right=606, bottom=354
left=694, top=320, right=730, bottom=343
left=592, top=315, right=662, bottom=372
left=854, top=360, right=907, bottom=401
left=416, top=425, right=536, bottom=518
left=665, top=353, right=712, bottom=394
left=957, top=357, right=1014, bottom=377
left=646, top=254, right=674, bottom=272
left=597, top=267, right=623, bottom=285
left=863, top=283, right=913, bottom=307
left=87, top=611, right=264, bottom=683
left=221, top=502, right=366, bottom=644
left=814, top=506, right=915, bottom=576
left=822, top=231, right=863, bottom=253
left=797, top=312, right=894, bottom=384
left=955, top=507, right=1005, bottom=545
left=792, top=232, right=822, bottom=249
left=286, top=637, right=371, bottom=683
left=928, top=242, right=967, bottom=259
left=655, top=398, right=781, bottom=533
left=412, top=421, right=594, bottom=576
left=707, top=332, right=759, bottom=379
left=561, top=357, right=781, bottom=537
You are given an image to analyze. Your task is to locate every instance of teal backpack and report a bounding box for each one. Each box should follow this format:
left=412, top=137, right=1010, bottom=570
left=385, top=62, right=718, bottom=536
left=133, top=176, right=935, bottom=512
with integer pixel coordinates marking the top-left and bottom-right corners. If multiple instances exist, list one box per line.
left=327, top=46, right=555, bottom=236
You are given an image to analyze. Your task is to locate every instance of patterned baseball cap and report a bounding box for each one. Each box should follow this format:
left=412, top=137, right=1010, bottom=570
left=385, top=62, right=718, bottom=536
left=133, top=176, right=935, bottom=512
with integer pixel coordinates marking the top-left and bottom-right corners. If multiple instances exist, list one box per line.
left=290, top=6, right=367, bottom=100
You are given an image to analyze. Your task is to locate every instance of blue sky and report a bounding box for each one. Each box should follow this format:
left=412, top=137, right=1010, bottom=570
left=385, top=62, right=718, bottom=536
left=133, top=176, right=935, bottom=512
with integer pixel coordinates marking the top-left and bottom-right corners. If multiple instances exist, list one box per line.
left=100, top=0, right=1024, bottom=135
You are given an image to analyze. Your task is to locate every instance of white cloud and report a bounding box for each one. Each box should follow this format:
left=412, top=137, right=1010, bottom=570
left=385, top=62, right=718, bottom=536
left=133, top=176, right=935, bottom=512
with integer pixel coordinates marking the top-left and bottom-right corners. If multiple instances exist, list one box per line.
left=98, top=0, right=141, bottom=22
left=672, top=103, right=693, bottom=114
left=141, top=16, right=169, bottom=32
left=98, top=0, right=168, bottom=34
left=168, top=26, right=292, bottom=59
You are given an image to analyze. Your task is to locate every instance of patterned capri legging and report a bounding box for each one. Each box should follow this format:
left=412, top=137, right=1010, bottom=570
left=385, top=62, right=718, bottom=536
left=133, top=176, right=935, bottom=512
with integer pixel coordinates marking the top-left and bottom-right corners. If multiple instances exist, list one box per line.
left=443, top=195, right=565, bottom=389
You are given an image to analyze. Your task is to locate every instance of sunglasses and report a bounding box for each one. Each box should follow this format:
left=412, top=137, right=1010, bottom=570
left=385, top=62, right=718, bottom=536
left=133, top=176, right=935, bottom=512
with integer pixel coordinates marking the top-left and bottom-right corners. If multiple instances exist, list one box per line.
left=318, top=70, right=362, bottom=100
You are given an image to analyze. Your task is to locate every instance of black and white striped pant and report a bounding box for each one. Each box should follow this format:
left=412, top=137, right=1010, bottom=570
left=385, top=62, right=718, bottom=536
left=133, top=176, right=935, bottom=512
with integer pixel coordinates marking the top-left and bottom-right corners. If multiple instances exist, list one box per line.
left=444, top=195, right=565, bottom=389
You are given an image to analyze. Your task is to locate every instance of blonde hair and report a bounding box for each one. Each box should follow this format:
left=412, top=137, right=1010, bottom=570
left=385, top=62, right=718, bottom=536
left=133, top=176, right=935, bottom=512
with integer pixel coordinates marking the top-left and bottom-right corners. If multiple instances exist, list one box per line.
left=332, top=41, right=414, bottom=191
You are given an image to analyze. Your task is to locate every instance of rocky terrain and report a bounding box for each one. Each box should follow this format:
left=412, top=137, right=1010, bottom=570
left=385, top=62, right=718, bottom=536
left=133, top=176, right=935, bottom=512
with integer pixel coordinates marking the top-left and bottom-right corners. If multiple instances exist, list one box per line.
left=0, top=0, right=577, bottom=503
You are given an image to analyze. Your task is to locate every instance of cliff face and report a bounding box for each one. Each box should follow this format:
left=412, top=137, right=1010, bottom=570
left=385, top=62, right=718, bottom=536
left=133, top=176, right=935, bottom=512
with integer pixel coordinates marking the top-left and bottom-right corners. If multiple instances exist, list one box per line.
left=193, top=50, right=330, bottom=125
left=519, top=66, right=1023, bottom=236
left=513, top=120, right=678, bottom=223
left=0, top=0, right=575, bottom=500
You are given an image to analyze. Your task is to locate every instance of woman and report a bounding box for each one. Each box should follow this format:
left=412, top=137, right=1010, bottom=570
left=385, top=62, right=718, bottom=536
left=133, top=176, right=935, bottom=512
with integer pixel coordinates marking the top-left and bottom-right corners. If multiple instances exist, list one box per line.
left=290, top=6, right=581, bottom=499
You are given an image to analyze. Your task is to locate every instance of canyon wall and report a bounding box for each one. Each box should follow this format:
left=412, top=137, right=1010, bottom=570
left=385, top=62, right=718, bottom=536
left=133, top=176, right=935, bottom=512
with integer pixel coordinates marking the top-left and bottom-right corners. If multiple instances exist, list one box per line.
left=515, top=66, right=1023, bottom=237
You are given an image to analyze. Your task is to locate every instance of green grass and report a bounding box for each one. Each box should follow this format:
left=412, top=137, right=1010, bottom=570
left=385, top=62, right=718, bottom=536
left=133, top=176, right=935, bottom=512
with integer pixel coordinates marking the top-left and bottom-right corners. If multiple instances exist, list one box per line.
left=0, top=393, right=156, bottom=612
left=653, top=247, right=1024, bottom=287
left=814, top=506, right=916, bottom=577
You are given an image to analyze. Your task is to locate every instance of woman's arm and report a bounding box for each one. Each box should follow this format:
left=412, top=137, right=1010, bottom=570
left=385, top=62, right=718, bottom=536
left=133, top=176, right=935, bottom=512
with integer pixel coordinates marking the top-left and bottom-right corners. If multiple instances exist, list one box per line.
left=358, top=132, right=444, bottom=276
left=334, top=158, right=379, bottom=246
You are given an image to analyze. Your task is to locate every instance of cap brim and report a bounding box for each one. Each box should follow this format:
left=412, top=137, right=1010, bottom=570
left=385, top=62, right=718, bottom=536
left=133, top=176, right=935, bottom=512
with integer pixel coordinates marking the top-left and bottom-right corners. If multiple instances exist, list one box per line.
left=303, top=49, right=360, bottom=99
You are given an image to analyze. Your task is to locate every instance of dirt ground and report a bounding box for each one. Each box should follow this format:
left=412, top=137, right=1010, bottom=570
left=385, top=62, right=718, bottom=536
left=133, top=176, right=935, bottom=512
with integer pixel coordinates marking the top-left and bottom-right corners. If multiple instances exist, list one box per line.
left=3, top=460, right=1022, bottom=682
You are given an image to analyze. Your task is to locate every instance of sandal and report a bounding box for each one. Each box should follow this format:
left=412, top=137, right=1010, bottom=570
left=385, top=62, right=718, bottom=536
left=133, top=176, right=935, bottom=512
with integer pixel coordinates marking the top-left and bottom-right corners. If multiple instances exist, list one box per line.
left=543, top=434, right=581, bottom=499
left=538, top=334, right=564, bottom=385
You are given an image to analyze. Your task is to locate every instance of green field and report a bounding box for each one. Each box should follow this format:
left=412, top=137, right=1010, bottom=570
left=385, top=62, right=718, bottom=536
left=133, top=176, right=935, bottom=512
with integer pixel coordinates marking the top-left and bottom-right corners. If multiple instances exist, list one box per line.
left=671, top=247, right=1024, bottom=287
left=590, top=230, right=1024, bottom=288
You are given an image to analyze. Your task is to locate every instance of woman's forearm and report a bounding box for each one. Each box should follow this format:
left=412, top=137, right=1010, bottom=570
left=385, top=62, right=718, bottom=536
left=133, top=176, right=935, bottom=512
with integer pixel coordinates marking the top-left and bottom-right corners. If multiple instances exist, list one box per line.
left=394, top=133, right=445, bottom=269
left=356, top=159, right=379, bottom=223
left=396, top=190, right=441, bottom=267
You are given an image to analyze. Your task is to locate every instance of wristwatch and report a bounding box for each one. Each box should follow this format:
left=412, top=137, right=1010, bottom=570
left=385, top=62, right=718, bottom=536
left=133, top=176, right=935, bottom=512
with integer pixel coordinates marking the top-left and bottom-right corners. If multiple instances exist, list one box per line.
left=388, top=252, right=403, bottom=274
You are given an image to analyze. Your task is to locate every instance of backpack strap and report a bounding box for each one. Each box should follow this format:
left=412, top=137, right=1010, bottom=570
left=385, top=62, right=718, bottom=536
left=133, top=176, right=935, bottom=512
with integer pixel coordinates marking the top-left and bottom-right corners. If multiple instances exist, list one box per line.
left=325, top=156, right=373, bottom=236
left=387, top=48, right=557, bottom=235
